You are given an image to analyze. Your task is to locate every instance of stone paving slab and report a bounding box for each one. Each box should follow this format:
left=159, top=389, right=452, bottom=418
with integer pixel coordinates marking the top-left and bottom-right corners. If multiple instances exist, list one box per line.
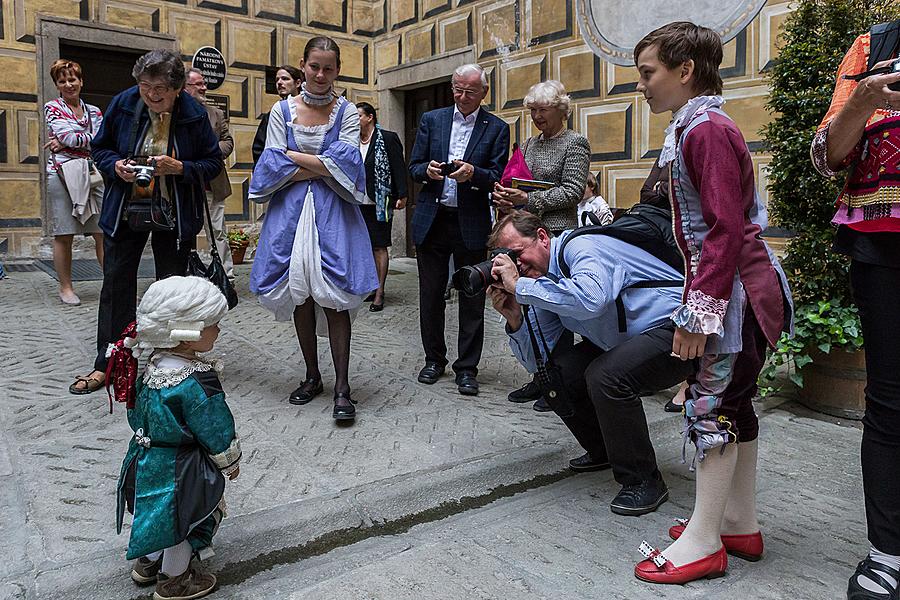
left=0, top=260, right=580, bottom=599
left=213, top=408, right=865, bottom=600
left=0, top=259, right=864, bottom=599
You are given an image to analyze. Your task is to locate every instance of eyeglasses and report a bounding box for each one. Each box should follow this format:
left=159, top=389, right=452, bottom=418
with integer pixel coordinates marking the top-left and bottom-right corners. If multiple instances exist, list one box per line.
left=452, top=86, right=482, bottom=98
left=138, top=81, right=173, bottom=95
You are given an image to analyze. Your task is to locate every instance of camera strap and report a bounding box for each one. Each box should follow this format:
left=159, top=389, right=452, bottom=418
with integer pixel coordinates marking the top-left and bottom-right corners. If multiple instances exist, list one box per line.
left=126, top=97, right=146, bottom=160
left=522, top=304, right=553, bottom=375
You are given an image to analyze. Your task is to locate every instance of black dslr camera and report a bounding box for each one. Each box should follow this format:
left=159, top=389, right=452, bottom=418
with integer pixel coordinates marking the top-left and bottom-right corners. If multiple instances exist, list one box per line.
left=452, top=248, right=518, bottom=297
left=844, top=57, right=900, bottom=92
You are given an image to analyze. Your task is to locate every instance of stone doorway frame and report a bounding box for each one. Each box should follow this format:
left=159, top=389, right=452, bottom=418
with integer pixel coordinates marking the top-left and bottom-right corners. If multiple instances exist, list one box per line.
left=35, top=16, right=177, bottom=236
left=376, top=46, right=476, bottom=257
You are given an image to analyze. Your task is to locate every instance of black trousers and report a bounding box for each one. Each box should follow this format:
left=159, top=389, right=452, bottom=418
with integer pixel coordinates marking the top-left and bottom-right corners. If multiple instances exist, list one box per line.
left=93, top=221, right=193, bottom=372
left=416, top=207, right=486, bottom=374
left=548, top=323, right=696, bottom=487
left=851, top=259, right=900, bottom=554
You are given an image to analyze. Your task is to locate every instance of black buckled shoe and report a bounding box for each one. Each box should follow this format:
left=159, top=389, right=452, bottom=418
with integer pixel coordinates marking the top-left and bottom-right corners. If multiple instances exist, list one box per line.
left=533, top=397, right=553, bottom=412
left=664, top=399, right=683, bottom=413
left=289, top=378, right=323, bottom=405
left=333, top=393, right=356, bottom=422
left=610, top=477, right=669, bottom=516
left=848, top=558, right=900, bottom=600
left=568, top=452, right=611, bottom=473
left=508, top=380, right=542, bottom=403
left=456, top=371, right=479, bottom=396
left=417, top=362, right=445, bottom=385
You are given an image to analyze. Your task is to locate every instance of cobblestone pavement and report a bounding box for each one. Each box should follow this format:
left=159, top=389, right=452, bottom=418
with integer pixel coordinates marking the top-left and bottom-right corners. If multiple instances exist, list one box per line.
left=0, top=258, right=867, bottom=599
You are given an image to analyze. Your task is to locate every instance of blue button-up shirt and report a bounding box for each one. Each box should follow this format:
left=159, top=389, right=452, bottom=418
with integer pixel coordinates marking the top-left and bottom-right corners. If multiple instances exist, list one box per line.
left=440, top=106, right=480, bottom=207
left=508, top=232, right=683, bottom=372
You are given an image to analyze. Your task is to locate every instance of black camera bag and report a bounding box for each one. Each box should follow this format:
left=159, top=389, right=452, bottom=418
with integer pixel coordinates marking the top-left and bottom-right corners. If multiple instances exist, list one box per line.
left=122, top=97, right=176, bottom=232
left=522, top=304, right=575, bottom=418
left=187, top=191, right=239, bottom=310
left=557, top=203, right=684, bottom=334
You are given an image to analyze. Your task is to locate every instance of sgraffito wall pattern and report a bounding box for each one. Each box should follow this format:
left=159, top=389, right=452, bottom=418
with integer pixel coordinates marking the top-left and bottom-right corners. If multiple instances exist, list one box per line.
left=0, top=0, right=377, bottom=256
left=0, top=0, right=793, bottom=256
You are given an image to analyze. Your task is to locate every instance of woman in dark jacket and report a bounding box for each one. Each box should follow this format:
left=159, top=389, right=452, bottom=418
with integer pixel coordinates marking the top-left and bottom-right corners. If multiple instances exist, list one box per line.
left=68, top=48, right=221, bottom=395
left=356, top=102, right=407, bottom=311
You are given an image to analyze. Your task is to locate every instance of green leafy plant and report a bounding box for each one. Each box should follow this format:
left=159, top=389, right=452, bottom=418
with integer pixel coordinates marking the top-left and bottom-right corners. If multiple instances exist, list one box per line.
left=226, top=228, right=251, bottom=247
left=759, top=0, right=899, bottom=395
left=760, top=301, right=864, bottom=394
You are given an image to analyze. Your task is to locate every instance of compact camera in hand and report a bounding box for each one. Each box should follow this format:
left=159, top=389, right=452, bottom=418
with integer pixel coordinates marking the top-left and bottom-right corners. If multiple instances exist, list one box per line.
left=129, top=157, right=157, bottom=188
left=452, top=248, right=518, bottom=297
left=439, top=162, right=456, bottom=177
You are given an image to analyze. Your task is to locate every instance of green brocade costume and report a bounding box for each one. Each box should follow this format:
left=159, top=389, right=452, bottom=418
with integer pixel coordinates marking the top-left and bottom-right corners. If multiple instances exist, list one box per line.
left=116, top=354, right=241, bottom=560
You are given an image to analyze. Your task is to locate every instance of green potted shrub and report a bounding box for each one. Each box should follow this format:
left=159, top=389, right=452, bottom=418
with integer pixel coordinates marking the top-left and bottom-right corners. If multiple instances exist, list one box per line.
left=760, top=0, right=900, bottom=417
left=226, top=227, right=252, bottom=265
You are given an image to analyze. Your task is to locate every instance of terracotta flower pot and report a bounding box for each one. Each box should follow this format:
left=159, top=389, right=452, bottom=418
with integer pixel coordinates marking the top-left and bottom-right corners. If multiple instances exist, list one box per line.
left=797, top=347, right=866, bottom=420
left=230, top=241, right=249, bottom=265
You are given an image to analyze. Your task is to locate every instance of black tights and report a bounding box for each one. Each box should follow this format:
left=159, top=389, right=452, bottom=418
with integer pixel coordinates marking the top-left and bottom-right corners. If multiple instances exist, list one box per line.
left=292, top=299, right=352, bottom=405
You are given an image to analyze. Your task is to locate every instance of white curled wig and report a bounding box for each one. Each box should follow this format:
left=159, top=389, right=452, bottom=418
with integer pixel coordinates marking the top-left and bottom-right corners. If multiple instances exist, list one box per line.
left=126, top=276, right=228, bottom=356
left=523, top=80, right=571, bottom=117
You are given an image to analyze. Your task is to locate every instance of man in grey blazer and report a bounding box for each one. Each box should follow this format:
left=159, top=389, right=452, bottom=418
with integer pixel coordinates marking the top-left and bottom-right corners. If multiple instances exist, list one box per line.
left=186, top=68, right=235, bottom=279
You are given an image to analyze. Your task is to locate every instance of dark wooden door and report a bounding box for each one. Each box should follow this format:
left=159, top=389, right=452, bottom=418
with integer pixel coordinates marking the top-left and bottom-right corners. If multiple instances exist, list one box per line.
left=403, top=81, right=454, bottom=256
left=58, top=42, right=147, bottom=113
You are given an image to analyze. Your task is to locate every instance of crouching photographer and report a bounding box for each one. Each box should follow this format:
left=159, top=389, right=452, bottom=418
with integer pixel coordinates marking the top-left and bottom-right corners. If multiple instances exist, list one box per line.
left=486, top=211, right=695, bottom=516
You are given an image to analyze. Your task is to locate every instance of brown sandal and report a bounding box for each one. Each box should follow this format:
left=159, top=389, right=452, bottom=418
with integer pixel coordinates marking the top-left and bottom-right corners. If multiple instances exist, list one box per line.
left=69, top=372, right=105, bottom=395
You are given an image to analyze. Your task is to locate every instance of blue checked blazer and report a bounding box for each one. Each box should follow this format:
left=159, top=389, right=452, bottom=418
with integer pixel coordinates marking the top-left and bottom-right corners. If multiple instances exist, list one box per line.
left=408, top=106, right=509, bottom=250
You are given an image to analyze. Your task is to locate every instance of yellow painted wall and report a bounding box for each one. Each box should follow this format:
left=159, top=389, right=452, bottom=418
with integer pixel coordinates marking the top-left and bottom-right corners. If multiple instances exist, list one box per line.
left=0, top=0, right=793, bottom=256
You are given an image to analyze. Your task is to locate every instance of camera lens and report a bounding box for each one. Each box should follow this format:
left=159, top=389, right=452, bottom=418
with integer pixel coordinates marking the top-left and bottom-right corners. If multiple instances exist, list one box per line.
left=452, top=261, right=493, bottom=297
left=134, top=168, right=152, bottom=188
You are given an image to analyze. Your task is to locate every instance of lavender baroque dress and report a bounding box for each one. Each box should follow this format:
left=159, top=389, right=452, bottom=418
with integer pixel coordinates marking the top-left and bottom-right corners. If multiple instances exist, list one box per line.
left=249, top=97, right=377, bottom=328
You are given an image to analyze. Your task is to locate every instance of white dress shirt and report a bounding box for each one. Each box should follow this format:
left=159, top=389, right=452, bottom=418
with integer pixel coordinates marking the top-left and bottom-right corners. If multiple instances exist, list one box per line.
left=360, top=139, right=373, bottom=205
left=440, top=106, right=480, bottom=207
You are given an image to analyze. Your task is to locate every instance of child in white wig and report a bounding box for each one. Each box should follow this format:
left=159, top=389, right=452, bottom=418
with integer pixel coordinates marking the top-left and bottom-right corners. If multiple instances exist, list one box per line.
left=110, top=276, right=240, bottom=600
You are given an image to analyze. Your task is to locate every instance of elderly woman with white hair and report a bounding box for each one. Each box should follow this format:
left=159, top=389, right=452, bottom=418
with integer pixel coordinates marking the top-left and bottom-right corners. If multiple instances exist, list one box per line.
left=493, top=80, right=591, bottom=233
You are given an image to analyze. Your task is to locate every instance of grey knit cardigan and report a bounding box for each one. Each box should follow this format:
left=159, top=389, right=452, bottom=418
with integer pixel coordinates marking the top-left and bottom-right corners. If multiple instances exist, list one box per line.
left=523, top=129, right=591, bottom=232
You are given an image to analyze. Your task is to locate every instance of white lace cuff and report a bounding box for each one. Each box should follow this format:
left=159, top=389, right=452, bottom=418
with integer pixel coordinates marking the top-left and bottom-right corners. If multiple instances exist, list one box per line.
left=209, top=436, right=242, bottom=475
left=671, top=289, right=728, bottom=336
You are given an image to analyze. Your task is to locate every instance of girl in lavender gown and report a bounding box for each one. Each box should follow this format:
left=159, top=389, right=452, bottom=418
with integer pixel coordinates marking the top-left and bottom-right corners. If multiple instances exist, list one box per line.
left=249, top=36, right=377, bottom=422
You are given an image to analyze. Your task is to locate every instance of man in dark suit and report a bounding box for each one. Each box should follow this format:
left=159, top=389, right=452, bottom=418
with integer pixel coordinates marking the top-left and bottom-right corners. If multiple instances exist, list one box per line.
left=408, top=63, right=510, bottom=396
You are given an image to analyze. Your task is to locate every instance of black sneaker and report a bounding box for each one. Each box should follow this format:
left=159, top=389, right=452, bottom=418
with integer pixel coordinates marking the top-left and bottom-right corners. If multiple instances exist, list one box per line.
left=568, top=452, right=611, bottom=473
left=508, top=381, right=542, bottom=403
left=609, top=477, right=669, bottom=516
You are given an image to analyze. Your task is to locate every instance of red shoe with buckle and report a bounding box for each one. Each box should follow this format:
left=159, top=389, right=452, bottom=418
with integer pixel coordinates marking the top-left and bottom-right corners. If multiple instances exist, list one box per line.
left=668, top=518, right=764, bottom=562
left=634, top=541, right=728, bottom=584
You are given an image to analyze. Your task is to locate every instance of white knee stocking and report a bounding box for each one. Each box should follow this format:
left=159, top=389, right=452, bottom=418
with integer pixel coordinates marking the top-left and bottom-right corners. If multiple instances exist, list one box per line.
left=662, top=444, right=737, bottom=566
left=160, top=540, right=193, bottom=577
left=722, top=439, right=760, bottom=535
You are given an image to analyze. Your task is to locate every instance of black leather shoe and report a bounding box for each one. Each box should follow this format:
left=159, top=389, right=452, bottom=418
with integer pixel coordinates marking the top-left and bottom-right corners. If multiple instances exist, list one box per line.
left=508, top=380, right=542, bottom=403
left=664, top=399, right=683, bottom=413
left=333, top=393, right=356, bottom=421
left=418, top=362, right=445, bottom=384
left=533, top=397, right=553, bottom=412
left=289, top=378, right=323, bottom=405
left=609, top=477, right=669, bottom=516
left=456, top=371, right=479, bottom=396
left=847, top=557, right=900, bottom=600
left=568, top=452, right=611, bottom=473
